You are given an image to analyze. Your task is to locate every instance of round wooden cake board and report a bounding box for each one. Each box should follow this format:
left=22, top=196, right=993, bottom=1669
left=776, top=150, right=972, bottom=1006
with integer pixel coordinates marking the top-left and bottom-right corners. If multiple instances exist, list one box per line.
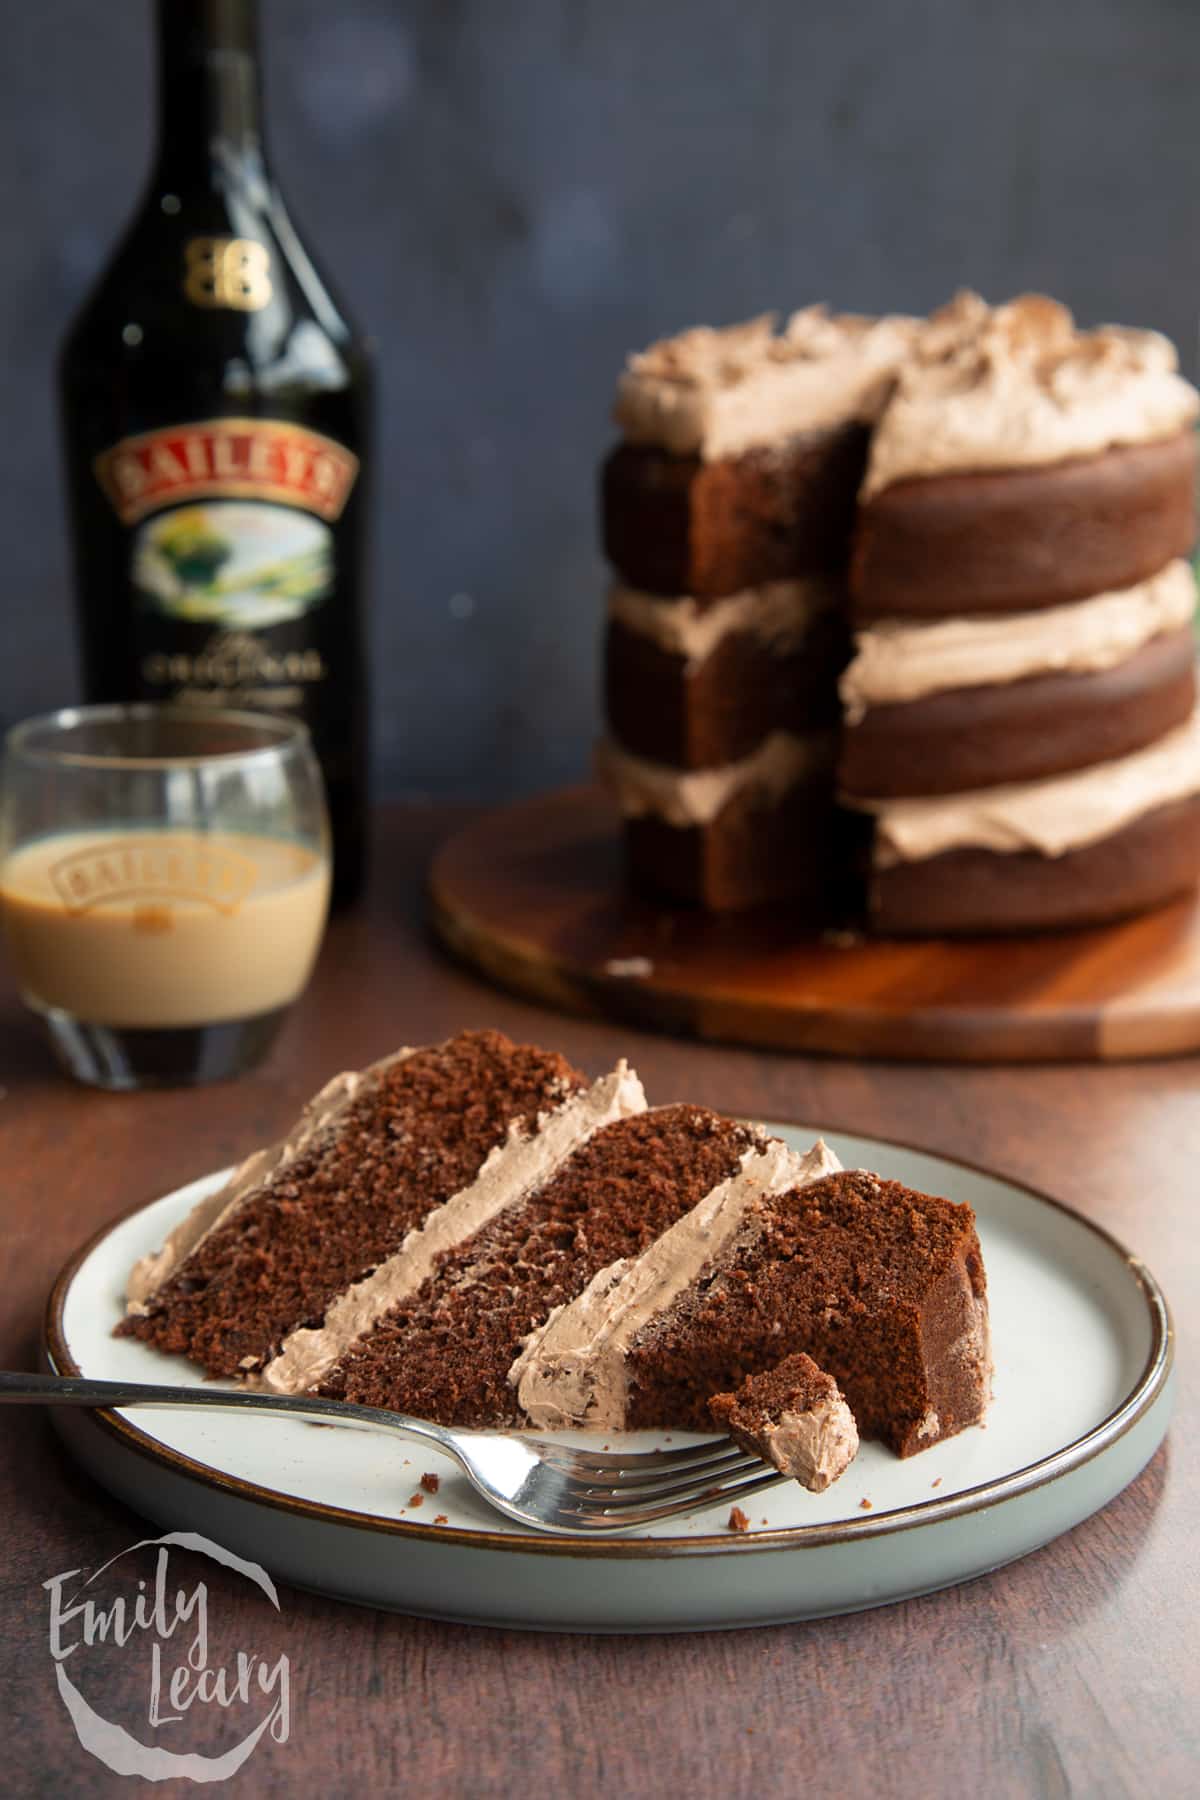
left=428, top=785, right=1200, bottom=1063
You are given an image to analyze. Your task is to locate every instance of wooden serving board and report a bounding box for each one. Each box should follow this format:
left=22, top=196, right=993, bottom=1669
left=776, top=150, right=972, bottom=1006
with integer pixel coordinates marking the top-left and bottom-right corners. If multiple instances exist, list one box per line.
left=428, top=785, right=1200, bottom=1062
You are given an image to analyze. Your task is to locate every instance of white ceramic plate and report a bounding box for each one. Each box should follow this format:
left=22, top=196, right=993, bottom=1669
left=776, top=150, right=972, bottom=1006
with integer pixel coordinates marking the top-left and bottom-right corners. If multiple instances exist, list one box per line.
left=44, top=1124, right=1173, bottom=1632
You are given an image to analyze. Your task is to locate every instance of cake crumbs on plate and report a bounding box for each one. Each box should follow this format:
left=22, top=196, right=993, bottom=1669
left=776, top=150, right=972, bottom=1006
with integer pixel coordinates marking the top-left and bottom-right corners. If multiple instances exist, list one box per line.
left=604, top=955, right=654, bottom=979
left=859, top=1497, right=873, bottom=1510
left=931, top=1477, right=942, bottom=1489
left=420, top=1471, right=440, bottom=1494
left=408, top=1492, right=424, bottom=1507
left=727, top=1506, right=750, bottom=1533
left=434, top=1514, right=448, bottom=1525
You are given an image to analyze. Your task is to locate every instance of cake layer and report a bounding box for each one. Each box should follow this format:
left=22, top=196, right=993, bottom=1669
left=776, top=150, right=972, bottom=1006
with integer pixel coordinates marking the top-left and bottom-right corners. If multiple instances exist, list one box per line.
left=620, top=787, right=853, bottom=914
left=516, top=1168, right=990, bottom=1458
left=862, top=290, right=1199, bottom=497
left=870, top=793, right=1200, bottom=933
left=317, top=1106, right=781, bottom=1427
left=708, top=1353, right=859, bottom=1492
left=606, top=583, right=846, bottom=769
left=615, top=308, right=915, bottom=461
left=118, top=1030, right=596, bottom=1377
left=840, top=625, right=1197, bottom=798
left=841, top=560, right=1197, bottom=720
left=851, top=433, right=1197, bottom=622
left=602, top=423, right=869, bottom=599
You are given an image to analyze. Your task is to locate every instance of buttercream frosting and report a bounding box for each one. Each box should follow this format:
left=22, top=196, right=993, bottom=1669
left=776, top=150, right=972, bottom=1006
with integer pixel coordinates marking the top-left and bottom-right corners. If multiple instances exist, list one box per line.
left=609, top=577, right=838, bottom=672
left=840, top=559, right=1198, bottom=720
left=859, top=701, right=1200, bottom=864
left=862, top=290, right=1199, bottom=497
left=125, top=1051, right=412, bottom=1313
left=597, top=730, right=837, bottom=828
left=262, top=1063, right=647, bottom=1394
left=510, top=1138, right=842, bottom=1431
left=616, top=307, right=917, bottom=460
left=753, top=1393, right=860, bottom=1492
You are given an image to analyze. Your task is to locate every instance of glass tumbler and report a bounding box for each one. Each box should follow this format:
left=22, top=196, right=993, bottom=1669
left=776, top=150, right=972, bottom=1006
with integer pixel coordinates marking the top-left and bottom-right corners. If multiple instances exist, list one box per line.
left=0, top=705, right=331, bottom=1089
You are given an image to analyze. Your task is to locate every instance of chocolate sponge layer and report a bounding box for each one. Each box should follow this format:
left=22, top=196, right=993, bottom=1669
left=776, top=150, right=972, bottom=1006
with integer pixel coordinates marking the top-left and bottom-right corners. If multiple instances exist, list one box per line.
left=851, top=432, right=1197, bottom=622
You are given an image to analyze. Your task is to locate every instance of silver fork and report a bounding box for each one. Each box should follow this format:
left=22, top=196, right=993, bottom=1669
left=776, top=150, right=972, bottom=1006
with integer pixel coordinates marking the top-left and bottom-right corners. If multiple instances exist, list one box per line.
left=4, top=1371, right=786, bottom=1535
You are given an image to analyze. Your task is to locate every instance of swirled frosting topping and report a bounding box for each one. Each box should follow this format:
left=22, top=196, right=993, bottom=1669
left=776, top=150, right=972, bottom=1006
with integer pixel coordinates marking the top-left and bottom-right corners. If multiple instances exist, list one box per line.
left=615, top=308, right=917, bottom=459
left=862, top=291, right=1199, bottom=497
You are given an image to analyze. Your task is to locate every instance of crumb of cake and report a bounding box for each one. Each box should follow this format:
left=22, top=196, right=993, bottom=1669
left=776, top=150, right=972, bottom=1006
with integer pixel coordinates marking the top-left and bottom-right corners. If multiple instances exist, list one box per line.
left=420, top=1471, right=440, bottom=1494
left=727, top=1506, right=750, bottom=1533
left=931, top=1477, right=942, bottom=1489
left=604, top=956, right=654, bottom=979
left=408, top=1492, right=424, bottom=1507
left=859, top=1497, right=872, bottom=1510
left=434, top=1514, right=448, bottom=1525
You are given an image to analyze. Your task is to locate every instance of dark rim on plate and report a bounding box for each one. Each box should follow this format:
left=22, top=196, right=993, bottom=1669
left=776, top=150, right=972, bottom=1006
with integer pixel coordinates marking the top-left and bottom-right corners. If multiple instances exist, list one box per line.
left=42, top=1122, right=1174, bottom=1560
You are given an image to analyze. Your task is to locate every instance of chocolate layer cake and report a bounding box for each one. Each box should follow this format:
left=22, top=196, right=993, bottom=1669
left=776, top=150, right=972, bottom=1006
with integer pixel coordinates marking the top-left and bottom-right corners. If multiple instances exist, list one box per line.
left=515, top=1167, right=990, bottom=1457
left=601, top=309, right=913, bottom=913
left=708, top=1353, right=859, bottom=1492
left=120, top=1030, right=645, bottom=1378
left=315, top=1106, right=800, bottom=1426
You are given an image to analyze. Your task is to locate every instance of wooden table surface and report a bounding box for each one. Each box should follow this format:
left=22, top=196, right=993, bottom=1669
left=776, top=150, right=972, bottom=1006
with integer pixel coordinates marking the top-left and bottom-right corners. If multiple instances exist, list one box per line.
left=2, top=805, right=1196, bottom=1798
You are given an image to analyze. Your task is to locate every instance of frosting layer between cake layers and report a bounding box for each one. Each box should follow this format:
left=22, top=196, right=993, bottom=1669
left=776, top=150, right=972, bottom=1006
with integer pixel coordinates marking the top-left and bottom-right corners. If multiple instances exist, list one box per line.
left=862, top=702, right=1200, bottom=865
left=608, top=576, right=836, bottom=669
left=840, top=558, right=1197, bottom=721
left=598, top=730, right=837, bottom=828
left=511, top=1138, right=841, bottom=1429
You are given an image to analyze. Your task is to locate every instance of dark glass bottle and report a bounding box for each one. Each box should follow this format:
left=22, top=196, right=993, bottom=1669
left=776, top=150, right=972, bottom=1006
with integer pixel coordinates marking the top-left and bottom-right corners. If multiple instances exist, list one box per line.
left=59, top=0, right=371, bottom=903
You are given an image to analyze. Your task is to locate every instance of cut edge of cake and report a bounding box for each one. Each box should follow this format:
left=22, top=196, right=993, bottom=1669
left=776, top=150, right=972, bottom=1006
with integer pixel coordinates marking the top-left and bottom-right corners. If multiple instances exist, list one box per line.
left=261, top=1059, right=647, bottom=1394
left=509, top=1136, right=842, bottom=1430
left=125, top=1047, right=414, bottom=1315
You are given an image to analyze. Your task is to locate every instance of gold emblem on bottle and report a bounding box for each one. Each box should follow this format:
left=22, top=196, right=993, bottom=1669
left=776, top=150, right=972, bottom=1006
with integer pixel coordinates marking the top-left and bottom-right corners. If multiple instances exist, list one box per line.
left=183, top=236, right=273, bottom=311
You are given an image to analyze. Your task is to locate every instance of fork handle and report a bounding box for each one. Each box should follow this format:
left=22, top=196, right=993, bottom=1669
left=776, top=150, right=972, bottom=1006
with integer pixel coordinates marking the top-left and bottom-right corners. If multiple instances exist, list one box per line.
left=2, top=1368, right=330, bottom=1411
left=0, top=1369, right=438, bottom=1441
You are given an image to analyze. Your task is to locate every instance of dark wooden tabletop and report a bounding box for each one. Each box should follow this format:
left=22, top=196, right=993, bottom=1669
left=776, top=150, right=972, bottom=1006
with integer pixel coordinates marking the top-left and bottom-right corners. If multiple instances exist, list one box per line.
left=3, top=805, right=1196, bottom=1798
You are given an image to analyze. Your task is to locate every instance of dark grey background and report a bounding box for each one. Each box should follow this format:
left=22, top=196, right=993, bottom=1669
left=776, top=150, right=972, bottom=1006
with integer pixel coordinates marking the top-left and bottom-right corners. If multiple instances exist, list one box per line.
left=4, top=0, right=1199, bottom=799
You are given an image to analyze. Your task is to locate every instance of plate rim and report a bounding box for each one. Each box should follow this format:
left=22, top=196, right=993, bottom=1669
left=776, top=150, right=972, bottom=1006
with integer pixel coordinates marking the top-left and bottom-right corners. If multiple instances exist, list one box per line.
left=43, top=1118, right=1174, bottom=1562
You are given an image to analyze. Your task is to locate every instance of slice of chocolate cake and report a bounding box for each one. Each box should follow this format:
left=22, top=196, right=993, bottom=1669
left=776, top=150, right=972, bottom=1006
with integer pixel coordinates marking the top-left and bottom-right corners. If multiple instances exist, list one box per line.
left=708, top=1353, right=859, bottom=1492
left=514, top=1168, right=989, bottom=1458
left=314, top=1109, right=828, bottom=1427
left=119, top=1030, right=645, bottom=1378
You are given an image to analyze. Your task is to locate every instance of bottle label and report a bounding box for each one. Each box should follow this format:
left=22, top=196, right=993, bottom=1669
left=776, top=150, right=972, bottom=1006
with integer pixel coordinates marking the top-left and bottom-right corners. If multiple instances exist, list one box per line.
left=90, top=419, right=360, bottom=721
left=93, top=418, right=358, bottom=524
